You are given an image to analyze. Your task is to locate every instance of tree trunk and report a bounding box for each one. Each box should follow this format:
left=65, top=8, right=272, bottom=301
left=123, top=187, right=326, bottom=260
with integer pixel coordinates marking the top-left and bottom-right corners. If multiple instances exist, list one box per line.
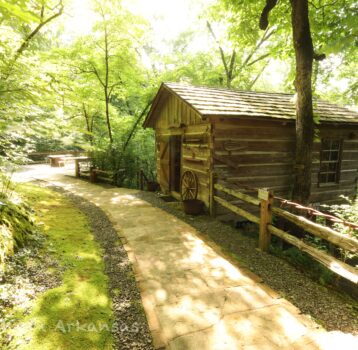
left=290, top=0, right=315, bottom=204
left=83, top=103, right=93, bottom=145
left=102, top=10, right=113, bottom=144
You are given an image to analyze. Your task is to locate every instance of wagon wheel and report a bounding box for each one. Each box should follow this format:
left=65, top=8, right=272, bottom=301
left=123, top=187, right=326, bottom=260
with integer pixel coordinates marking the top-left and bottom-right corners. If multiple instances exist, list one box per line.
left=181, top=170, right=198, bottom=200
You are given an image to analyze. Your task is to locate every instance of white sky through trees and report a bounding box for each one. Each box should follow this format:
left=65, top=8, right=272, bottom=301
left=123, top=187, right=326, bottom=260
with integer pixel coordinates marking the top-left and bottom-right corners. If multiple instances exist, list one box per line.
left=60, top=0, right=350, bottom=100
left=64, top=0, right=212, bottom=49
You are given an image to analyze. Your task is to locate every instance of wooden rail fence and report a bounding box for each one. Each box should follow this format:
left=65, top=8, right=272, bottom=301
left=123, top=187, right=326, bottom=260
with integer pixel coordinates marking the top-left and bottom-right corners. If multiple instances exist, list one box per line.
left=213, top=183, right=358, bottom=284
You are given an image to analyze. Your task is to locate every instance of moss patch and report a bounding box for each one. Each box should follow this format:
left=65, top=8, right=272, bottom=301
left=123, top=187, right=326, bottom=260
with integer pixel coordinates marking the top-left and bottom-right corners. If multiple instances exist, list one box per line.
left=4, top=184, right=113, bottom=350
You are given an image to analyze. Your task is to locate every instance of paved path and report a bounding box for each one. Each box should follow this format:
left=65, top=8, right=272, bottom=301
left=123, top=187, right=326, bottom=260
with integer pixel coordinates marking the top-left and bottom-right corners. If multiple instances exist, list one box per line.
left=14, top=165, right=358, bottom=350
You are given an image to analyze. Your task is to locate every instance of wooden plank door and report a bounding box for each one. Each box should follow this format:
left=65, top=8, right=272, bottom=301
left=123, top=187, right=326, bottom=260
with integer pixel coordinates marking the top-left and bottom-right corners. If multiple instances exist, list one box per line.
left=158, top=136, right=170, bottom=193
left=170, top=136, right=182, bottom=193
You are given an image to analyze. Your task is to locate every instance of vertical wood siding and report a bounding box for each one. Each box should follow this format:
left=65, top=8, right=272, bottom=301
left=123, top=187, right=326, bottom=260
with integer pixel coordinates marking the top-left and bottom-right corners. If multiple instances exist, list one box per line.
left=154, top=93, right=211, bottom=206
left=154, top=93, right=203, bottom=129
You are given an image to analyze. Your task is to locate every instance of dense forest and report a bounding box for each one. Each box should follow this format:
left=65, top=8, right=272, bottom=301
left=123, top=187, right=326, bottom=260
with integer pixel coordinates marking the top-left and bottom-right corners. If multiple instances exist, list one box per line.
left=0, top=0, right=357, bottom=187
left=1, top=1, right=358, bottom=349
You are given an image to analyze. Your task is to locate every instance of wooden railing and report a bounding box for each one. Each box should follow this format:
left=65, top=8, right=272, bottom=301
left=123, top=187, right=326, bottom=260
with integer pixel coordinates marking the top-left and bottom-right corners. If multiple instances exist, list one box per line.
left=214, top=183, right=358, bottom=284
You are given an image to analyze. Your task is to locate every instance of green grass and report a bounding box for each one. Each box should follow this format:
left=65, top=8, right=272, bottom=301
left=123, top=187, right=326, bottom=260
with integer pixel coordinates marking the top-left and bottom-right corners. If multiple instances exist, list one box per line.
left=7, top=184, right=113, bottom=350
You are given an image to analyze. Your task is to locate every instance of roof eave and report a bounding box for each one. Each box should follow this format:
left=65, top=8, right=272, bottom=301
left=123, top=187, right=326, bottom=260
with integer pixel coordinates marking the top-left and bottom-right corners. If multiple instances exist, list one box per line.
left=143, top=82, right=205, bottom=128
left=203, top=114, right=358, bottom=124
left=142, top=82, right=167, bottom=129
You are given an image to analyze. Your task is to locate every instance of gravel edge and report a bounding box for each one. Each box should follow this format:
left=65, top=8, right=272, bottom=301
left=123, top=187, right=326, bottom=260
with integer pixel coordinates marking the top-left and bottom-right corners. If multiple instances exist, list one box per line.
left=0, top=234, right=63, bottom=348
left=49, top=186, right=154, bottom=350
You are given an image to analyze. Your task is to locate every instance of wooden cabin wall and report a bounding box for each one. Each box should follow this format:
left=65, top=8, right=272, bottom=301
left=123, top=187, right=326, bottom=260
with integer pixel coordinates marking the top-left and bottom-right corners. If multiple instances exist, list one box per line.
left=212, top=118, right=296, bottom=198
left=156, top=134, right=171, bottom=193
left=152, top=93, right=357, bottom=212
left=154, top=92, right=202, bottom=130
left=310, top=125, right=358, bottom=204
left=212, top=118, right=358, bottom=208
left=182, top=124, right=211, bottom=206
left=153, top=91, right=212, bottom=207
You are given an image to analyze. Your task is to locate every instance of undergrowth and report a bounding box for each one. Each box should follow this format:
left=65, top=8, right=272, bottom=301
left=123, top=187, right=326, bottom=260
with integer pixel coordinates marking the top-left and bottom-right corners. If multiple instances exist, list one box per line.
left=0, top=172, right=36, bottom=276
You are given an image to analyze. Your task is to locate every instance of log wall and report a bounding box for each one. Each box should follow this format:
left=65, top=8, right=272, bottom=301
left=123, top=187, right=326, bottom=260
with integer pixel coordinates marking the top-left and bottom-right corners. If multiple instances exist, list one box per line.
left=310, top=126, right=358, bottom=203
left=153, top=95, right=358, bottom=211
left=182, top=124, right=211, bottom=206
left=212, top=118, right=296, bottom=197
left=212, top=118, right=358, bottom=205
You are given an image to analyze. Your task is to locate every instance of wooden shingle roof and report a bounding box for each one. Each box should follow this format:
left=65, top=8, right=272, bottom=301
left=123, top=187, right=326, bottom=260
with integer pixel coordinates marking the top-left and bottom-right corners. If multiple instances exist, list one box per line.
left=143, top=82, right=358, bottom=127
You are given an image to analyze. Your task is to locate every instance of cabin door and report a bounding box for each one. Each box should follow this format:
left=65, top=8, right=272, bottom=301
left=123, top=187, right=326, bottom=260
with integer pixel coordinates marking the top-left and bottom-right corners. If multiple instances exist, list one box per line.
left=158, top=136, right=170, bottom=193
left=170, top=135, right=182, bottom=193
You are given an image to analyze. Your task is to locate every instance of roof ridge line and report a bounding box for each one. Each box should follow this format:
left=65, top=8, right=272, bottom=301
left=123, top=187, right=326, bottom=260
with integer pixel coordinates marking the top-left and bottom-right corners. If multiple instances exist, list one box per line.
left=164, top=81, right=294, bottom=96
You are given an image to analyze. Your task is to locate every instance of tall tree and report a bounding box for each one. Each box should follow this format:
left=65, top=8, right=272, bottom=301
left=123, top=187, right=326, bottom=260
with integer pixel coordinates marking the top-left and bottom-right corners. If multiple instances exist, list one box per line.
left=0, top=0, right=65, bottom=165
left=1, top=0, right=64, bottom=82
left=100, top=4, right=113, bottom=143
left=62, top=0, right=146, bottom=145
left=259, top=0, right=325, bottom=204
left=206, top=20, right=274, bottom=89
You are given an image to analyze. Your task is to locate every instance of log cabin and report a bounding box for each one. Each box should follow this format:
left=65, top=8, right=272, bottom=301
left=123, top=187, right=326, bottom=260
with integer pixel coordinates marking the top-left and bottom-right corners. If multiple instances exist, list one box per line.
left=143, top=82, right=358, bottom=214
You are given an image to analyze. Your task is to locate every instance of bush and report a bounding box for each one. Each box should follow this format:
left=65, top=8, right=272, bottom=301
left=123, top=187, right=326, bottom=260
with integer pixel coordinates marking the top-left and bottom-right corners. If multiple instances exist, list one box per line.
left=0, top=174, right=37, bottom=275
left=323, top=197, right=358, bottom=262
left=90, top=123, right=156, bottom=188
left=325, top=197, right=358, bottom=239
left=271, top=245, right=336, bottom=286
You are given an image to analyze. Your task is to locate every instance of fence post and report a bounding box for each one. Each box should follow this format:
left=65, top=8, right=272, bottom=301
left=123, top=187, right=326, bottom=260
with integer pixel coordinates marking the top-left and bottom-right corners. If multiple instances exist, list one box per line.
left=90, top=168, right=97, bottom=183
left=209, top=173, right=217, bottom=217
left=258, top=188, right=273, bottom=252
left=75, top=160, right=80, bottom=177
left=140, top=170, right=144, bottom=190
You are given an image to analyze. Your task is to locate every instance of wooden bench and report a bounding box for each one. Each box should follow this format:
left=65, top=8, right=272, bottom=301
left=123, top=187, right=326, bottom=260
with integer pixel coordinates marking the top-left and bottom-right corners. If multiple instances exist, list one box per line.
left=47, top=155, right=72, bottom=167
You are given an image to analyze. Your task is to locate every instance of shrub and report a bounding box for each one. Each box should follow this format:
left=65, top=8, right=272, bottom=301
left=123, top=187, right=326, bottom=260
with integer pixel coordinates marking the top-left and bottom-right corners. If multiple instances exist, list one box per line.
left=90, top=125, right=156, bottom=188
left=0, top=175, right=36, bottom=275
left=323, top=197, right=358, bottom=262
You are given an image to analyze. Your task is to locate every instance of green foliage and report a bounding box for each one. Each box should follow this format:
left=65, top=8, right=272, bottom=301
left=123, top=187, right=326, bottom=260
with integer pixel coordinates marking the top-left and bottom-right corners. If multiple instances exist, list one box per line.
left=321, top=198, right=358, bottom=242
left=271, top=245, right=335, bottom=286
left=0, top=172, right=15, bottom=199
left=90, top=118, right=156, bottom=188
left=0, top=0, right=39, bottom=23
left=0, top=0, right=357, bottom=186
left=272, top=196, right=357, bottom=287
left=0, top=1, right=66, bottom=166
left=205, top=0, right=292, bottom=90
left=209, top=0, right=358, bottom=103
left=0, top=198, right=35, bottom=249
left=39, top=0, right=158, bottom=183
left=327, top=198, right=358, bottom=239
left=0, top=180, right=36, bottom=275
left=322, top=197, right=358, bottom=261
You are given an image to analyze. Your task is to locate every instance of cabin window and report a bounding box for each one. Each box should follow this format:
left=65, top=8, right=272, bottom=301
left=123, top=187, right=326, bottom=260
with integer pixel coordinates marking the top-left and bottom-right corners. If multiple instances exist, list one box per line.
left=318, top=139, right=343, bottom=185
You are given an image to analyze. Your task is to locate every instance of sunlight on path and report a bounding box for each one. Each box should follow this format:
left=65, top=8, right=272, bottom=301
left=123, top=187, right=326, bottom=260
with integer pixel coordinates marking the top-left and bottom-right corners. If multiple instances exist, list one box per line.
left=14, top=165, right=358, bottom=350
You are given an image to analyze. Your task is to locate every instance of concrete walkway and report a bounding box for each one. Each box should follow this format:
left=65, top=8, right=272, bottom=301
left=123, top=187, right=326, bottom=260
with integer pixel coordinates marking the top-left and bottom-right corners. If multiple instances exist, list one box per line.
left=14, top=165, right=358, bottom=350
